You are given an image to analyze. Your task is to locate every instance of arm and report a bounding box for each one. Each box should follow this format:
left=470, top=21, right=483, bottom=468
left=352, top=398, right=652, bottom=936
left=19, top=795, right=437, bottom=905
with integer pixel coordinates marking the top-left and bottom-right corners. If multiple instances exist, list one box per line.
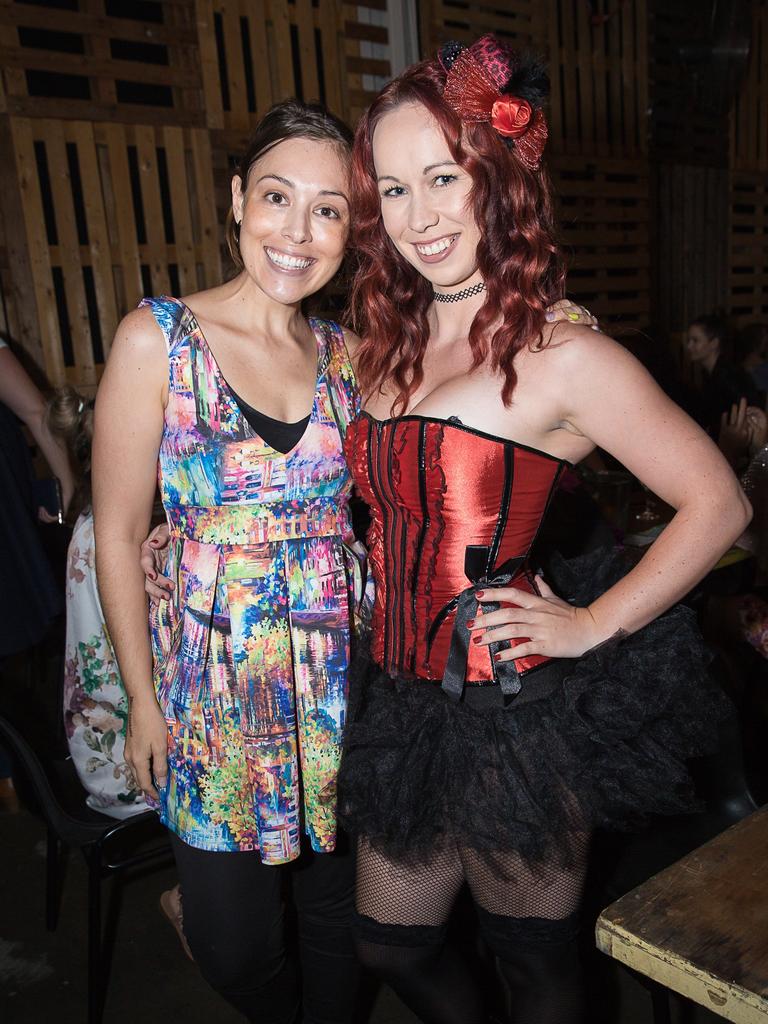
left=475, top=328, right=751, bottom=659
left=0, top=347, right=76, bottom=516
left=92, top=308, right=168, bottom=797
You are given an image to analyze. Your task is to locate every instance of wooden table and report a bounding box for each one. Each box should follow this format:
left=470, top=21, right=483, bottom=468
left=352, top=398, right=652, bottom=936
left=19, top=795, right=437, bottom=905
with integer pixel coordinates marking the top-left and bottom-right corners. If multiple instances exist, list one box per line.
left=596, top=806, right=768, bottom=1022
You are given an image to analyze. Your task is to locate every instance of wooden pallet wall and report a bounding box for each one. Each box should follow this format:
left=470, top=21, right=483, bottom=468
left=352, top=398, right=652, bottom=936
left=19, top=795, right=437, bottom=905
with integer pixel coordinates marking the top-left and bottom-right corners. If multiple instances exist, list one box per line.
left=655, top=165, right=730, bottom=336
left=0, top=0, right=391, bottom=388
left=419, top=0, right=541, bottom=55
left=731, top=0, right=768, bottom=174
left=0, top=0, right=204, bottom=126
left=728, top=0, right=768, bottom=329
left=2, top=0, right=765, bottom=380
left=197, top=0, right=348, bottom=133
left=553, top=156, right=650, bottom=333
left=730, top=173, right=768, bottom=327
left=1, top=116, right=220, bottom=389
left=544, top=0, right=649, bottom=331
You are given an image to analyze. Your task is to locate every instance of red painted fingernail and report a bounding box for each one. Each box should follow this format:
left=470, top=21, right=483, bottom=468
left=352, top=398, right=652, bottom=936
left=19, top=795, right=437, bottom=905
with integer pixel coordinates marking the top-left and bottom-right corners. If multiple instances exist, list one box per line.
left=472, top=634, right=484, bottom=644
left=149, top=572, right=156, bottom=581
left=476, top=590, right=485, bottom=598
left=466, top=618, right=475, bottom=628
left=494, top=652, right=503, bottom=661
left=150, top=539, right=159, bottom=546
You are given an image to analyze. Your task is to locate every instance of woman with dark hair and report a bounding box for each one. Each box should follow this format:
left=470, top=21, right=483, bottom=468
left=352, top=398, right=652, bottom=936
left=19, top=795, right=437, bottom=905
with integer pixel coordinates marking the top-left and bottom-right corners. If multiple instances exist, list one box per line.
left=92, top=100, right=365, bottom=1023
left=336, top=37, right=750, bottom=1024
left=685, top=312, right=759, bottom=433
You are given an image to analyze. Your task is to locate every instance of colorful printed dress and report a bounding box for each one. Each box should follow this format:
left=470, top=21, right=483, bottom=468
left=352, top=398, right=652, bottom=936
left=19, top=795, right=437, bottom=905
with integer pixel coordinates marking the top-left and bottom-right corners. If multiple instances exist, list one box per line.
left=142, top=296, right=366, bottom=864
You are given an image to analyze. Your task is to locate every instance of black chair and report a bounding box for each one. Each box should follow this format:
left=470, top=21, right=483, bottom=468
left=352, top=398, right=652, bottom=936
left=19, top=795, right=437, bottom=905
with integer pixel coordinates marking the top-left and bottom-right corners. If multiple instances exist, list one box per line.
left=0, top=714, right=172, bottom=1024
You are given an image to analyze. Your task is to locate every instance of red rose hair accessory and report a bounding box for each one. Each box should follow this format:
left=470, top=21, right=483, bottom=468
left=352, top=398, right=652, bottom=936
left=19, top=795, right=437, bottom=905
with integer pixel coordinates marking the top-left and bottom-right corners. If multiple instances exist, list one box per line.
left=439, top=35, right=549, bottom=170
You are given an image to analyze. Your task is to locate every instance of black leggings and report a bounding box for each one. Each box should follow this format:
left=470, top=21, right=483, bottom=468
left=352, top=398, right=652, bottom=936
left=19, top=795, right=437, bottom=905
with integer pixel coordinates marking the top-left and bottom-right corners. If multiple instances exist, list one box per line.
left=170, top=832, right=358, bottom=1024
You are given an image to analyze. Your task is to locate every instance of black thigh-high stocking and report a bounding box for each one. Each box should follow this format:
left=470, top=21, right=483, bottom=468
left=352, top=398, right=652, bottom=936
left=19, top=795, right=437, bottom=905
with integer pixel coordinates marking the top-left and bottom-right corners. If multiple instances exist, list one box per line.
left=462, top=835, right=591, bottom=1024
left=353, top=839, right=484, bottom=1024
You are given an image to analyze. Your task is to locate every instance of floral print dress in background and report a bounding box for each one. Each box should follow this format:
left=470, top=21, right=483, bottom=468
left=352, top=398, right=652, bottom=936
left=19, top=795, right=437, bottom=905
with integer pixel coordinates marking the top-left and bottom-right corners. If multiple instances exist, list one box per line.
left=142, top=297, right=367, bottom=864
left=64, top=512, right=146, bottom=818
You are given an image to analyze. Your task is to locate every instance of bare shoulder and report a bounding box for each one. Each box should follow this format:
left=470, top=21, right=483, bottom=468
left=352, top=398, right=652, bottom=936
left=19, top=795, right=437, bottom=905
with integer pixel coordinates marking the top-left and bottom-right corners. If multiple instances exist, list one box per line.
left=340, top=326, right=362, bottom=366
left=539, top=323, right=644, bottom=382
left=109, top=306, right=167, bottom=364
left=100, top=306, right=168, bottom=403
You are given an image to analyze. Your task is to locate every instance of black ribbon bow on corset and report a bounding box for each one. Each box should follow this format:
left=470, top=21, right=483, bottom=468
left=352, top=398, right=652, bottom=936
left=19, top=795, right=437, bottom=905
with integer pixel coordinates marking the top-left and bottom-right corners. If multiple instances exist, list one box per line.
left=427, top=545, right=527, bottom=701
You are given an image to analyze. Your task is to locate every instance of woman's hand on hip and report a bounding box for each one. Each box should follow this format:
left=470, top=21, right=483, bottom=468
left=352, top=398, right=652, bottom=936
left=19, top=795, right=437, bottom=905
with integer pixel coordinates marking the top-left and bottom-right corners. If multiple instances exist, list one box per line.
left=470, top=577, right=602, bottom=660
left=125, top=696, right=169, bottom=801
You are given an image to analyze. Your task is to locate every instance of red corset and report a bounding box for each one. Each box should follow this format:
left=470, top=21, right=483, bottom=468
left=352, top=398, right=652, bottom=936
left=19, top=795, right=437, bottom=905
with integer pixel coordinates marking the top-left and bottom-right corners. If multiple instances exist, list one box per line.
left=344, top=413, right=567, bottom=691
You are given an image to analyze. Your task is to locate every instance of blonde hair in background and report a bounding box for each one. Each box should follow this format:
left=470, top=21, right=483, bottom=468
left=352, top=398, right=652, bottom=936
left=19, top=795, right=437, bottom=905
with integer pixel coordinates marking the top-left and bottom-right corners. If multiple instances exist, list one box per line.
left=45, top=385, right=94, bottom=518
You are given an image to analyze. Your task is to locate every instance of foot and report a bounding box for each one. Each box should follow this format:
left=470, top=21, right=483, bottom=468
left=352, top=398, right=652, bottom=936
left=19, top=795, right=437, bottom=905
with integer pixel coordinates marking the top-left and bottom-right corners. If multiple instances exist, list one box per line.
left=0, top=777, right=20, bottom=814
left=159, top=885, right=194, bottom=961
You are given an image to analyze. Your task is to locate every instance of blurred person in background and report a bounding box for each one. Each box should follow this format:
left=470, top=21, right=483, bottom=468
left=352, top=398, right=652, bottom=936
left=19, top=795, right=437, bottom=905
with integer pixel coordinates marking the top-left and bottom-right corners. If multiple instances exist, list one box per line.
left=0, top=337, right=74, bottom=812
left=46, top=385, right=147, bottom=820
left=685, top=314, right=759, bottom=435
left=734, top=322, right=768, bottom=397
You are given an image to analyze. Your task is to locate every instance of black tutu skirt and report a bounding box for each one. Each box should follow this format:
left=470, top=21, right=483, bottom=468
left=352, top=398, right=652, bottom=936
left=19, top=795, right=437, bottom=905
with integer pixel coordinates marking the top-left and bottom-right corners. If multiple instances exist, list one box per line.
left=338, top=547, right=731, bottom=867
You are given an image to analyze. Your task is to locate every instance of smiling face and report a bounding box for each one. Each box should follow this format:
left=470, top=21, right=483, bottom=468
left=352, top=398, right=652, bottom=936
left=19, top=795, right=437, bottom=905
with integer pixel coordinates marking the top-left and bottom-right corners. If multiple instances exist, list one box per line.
left=231, top=136, right=350, bottom=305
left=371, top=102, right=482, bottom=291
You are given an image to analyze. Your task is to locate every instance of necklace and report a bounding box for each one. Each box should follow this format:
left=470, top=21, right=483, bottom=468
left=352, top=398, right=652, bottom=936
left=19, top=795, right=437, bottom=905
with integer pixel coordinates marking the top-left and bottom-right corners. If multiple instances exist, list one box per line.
left=433, top=281, right=486, bottom=303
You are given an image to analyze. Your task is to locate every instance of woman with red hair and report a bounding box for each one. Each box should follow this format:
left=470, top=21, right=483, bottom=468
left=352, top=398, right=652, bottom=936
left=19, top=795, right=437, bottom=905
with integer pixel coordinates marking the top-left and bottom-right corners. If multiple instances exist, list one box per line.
left=337, top=36, right=749, bottom=1023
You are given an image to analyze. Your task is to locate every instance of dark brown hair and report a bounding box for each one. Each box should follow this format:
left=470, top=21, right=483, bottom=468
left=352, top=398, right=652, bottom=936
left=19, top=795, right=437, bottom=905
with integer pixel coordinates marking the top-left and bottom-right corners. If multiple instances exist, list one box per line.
left=45, top=386, right=93, bottom=517
left=690, top=313, right=731, bottom=360
left=226, top=99, right=354, bottom=270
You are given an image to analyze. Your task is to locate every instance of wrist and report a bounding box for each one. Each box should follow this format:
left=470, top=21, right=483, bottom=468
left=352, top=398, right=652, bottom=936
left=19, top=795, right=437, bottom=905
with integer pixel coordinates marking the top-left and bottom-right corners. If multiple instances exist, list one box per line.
left=579, top=604, right=611, bottom=650
left=128, top=690, right=161, bottom=711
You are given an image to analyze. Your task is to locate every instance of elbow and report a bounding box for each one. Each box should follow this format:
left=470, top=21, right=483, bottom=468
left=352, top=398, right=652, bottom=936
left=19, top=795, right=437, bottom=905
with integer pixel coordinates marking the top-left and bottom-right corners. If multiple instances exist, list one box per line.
left=736, top=487, right=753, bottom=534
left=719, top=480, right=752, bottom=544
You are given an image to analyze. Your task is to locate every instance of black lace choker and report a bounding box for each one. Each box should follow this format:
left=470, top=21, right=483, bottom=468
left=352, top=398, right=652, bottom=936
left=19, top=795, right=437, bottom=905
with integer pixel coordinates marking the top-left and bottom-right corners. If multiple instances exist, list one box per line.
left=433, top=281, right=486, bottom=303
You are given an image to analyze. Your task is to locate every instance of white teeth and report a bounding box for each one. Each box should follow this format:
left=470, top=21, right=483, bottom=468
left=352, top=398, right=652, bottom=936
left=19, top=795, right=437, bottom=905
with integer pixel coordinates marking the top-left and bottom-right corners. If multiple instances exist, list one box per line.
left=266, top=247, right=313, bottom=270
left=416, top=236, right=455, bottom=256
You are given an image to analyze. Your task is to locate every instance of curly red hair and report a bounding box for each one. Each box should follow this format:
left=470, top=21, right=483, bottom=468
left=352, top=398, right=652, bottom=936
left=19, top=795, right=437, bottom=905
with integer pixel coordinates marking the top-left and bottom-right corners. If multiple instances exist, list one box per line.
left=348, top=56, right=566, bottom=414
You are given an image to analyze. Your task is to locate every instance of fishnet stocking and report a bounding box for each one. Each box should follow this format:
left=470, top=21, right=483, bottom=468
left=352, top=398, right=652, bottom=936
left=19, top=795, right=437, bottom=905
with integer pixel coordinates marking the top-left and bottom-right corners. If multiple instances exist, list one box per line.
left=460, top=833, right=591, bottom=918
left=355, top=838, right=464, bottom=926
left=354, top=836, right=590, bottom=1024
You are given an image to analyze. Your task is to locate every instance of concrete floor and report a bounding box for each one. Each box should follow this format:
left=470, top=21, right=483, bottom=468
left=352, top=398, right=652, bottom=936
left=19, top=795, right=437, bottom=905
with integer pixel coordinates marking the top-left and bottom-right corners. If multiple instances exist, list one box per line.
left=0, top=802, right=726, bottom=1024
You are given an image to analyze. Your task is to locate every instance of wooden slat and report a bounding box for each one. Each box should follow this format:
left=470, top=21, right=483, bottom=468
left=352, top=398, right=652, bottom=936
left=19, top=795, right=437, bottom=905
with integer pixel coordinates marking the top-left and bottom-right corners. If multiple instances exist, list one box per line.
left=190, top=128, right=222, bottom=287
left=559, top=0, right=578, bottom=155
left=294, top=0, right=320, bottom=102
left=269, top=0, right=296, bottom=100
left=195, top=0, right=224, bottom=129
left=242, top=0, right=273, bottom=117
left=8, top=117, right=64, bottom=383
left=134, top=125, right=172, bottom=297
left=576, top=1, right=595, bottom=151
left=103, top=123, right=143, bottom=310
left=42, top=120, right=94, bottom=384
left=221, top=0, right=248, bottom=130
left=70, top=119, right=119, bottom=360
left=4, top=93, right=205, bottom=127
left=3, top=3, right=198, bottom=46
left=0, top=0, right=26, bottom=101
left=83, top=0, right=116, bottom=108
left=634, top=0, right=649, bottom=153
left=317, top=0, right=344, bottom=116
left=0, top=45, right=200, bottom=89
left=163, top=125, right=197, bottom=295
